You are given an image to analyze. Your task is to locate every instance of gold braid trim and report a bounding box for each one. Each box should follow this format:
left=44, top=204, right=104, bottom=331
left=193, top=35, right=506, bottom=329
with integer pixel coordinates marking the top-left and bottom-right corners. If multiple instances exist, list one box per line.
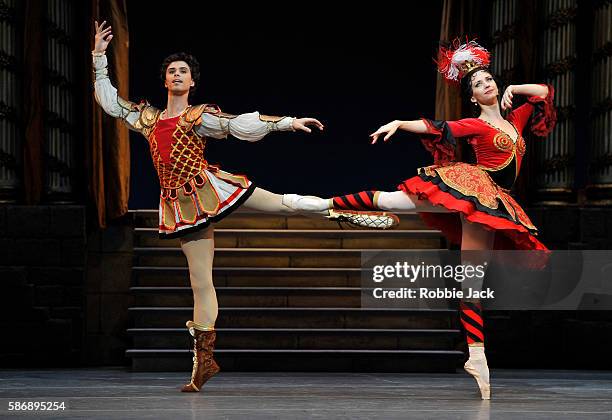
left=117, top=96, right=138, bottom=113
left=185, top=104, right=221, bottom=124
left=186, top=320, right=215, bottom=332
left=184, top=104, right=226, bottom=137
left=259, top=114, right=285, bottom=123
left=217, top=111, right=237, bottom=119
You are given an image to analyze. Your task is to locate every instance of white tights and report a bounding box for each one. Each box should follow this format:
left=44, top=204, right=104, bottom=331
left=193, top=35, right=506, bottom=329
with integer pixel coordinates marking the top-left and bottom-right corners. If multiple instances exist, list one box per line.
left=284, top=190, right=450, bottom=213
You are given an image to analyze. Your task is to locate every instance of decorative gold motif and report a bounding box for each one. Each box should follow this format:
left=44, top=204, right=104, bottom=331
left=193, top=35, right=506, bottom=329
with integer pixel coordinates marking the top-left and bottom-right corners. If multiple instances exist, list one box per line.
left=418, top=165, right=437, bottom=177
left=426, top=162, right=538, bottom=230
left=516, top=137, right=526, bottom=156
left=259, top=114, right=285, bottom=123
left=477, top=123, right=527, bottom=177
left=146, top=104, right=219, bottom=189
left=186, top=320, right=215, bottom=332
left=434, top=163, right=500, bottom=209
left=145, top=103, right=254, bottom=234
left=477, top=151, right=515, bottom=173
left=462, top=61, right=485, bottom=77
left=497, top=193, right=517, bottom=221
left=493, top=133, right=513, bottom=152
left=499, top=191, right=537, bottom=230
left=158, top=167, right=251, bottom=233
left=212, top=169, right=250, bottom=189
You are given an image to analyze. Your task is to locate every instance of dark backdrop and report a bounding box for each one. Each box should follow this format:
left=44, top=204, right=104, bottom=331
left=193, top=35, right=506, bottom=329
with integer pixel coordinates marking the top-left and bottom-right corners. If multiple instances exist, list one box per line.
left=126, top=3, right=443, bottom=208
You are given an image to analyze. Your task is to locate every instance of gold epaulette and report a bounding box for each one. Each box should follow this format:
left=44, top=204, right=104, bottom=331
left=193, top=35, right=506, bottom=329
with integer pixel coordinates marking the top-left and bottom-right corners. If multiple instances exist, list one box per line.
left=184, top=103, right=222, bottom=124
left=134, top=103, right=161, bottom=135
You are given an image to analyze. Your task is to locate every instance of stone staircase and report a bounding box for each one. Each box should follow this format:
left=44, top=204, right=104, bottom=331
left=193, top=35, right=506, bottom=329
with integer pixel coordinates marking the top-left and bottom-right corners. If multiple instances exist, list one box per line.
left=126, top=210, right=463, bottom=372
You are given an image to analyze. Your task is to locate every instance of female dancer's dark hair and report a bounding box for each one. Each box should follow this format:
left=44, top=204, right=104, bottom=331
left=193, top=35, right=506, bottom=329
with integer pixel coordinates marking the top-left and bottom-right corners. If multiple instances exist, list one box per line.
left=460, top=69, right=505, bottom=117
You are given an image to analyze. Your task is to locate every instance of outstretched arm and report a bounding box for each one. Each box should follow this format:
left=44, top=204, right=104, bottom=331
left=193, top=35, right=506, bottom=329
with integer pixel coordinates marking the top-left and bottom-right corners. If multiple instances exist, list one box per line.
left=195, top=111, right=324, bottom=142
left=370, top=120, right=429, bottom=144
left=91, top=20, right=141, bottom=131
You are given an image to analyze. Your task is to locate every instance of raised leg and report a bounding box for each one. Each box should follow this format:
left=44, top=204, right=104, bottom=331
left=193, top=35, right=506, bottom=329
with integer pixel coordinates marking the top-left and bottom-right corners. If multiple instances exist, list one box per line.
left=333, top=190, right=450, bottom=213
left=244, top=187, right=399, bottom=229
left=243, top=187, right=330, bottom=215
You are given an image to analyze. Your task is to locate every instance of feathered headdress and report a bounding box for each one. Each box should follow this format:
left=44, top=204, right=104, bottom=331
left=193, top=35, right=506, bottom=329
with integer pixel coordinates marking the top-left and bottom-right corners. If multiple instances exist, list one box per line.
left=436, top=38, right=491, bottom=83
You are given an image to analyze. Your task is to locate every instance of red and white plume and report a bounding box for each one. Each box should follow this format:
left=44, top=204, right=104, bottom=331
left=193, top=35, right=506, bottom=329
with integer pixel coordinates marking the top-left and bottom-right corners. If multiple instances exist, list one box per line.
left=436, top=38, right=491, bottom=83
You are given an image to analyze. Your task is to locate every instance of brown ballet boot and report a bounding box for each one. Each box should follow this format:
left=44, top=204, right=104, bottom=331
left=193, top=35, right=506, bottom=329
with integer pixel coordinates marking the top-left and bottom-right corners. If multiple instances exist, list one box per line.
left=181, top=320, right=220, bottom=392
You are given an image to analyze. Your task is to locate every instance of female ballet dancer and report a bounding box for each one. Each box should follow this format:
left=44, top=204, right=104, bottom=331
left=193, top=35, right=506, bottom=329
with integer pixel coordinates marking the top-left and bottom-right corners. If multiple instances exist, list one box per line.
left=291, top=39, right=556, bottom=399
left=92, top=21, right=398, bottom=392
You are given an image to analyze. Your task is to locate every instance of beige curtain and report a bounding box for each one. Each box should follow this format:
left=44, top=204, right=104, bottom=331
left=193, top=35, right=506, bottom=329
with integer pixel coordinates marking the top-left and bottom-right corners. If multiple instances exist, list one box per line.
left=435, top=0, right=465, bottom=121
left=89, top=0, right=131, bottom=227
left=436, top=0, right=486, bottom=162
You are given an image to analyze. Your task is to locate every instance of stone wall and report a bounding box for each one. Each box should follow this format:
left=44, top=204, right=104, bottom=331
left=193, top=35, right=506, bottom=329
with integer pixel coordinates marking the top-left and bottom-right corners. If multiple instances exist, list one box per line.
left=0, top=205, right=86, bottom=367
left=483, top=206, right=612, bottom=369
left=84, top=218, right=134, bottom=366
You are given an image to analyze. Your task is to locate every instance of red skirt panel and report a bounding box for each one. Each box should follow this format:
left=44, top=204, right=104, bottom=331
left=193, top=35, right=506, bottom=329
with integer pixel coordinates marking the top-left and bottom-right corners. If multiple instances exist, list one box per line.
left=398, top=162, right=548, bottom=251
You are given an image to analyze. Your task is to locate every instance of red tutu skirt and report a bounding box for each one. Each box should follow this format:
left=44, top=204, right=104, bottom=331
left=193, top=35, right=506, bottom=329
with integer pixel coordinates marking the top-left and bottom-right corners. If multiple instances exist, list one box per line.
left=398, top=162, right=548, bottom=251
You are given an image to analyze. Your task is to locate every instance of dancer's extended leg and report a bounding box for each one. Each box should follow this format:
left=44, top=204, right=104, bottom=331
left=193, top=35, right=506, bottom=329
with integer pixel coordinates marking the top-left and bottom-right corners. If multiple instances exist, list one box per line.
left=331, top=190, right=450, bottom=213
left=244, top=187, right=330, bottom=214
left=245, top=187, right=399, bottom=229
left=460, top=215, right=495, bottom=400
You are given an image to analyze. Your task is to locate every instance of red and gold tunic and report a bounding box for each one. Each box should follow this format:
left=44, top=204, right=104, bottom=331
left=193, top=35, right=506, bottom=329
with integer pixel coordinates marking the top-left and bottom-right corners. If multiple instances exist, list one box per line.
left=398, top=87, right=556, bottom=251
left=119, top=103, right=293, bottom=238
left=133, top=104, right=256, bottom=238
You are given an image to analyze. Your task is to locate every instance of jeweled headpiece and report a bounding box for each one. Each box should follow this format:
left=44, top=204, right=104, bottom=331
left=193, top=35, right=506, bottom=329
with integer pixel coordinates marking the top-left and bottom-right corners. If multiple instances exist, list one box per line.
left=436, top=38, right=491, bottom=83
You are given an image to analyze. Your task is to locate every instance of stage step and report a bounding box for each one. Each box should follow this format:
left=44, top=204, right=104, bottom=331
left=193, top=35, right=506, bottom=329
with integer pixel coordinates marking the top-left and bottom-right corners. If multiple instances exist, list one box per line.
left=127, top=348, right=463, bottom=372
left=132, top=266, right=362, bottom=287
left=129, top=307, right=455, bottom=329
left=134, top=247, right=443, bottom=268
left=128, top=327, right=460, bottom=350
left=131, top=286, right=365, bottom=307
left=126, top=210, right=461, bottom=372
left=130, top=209, right=428, bottom=230
left=134, top=227, right=444, bottom=249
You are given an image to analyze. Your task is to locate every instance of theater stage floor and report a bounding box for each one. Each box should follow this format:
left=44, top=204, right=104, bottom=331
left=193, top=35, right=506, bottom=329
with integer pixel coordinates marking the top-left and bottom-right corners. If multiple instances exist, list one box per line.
left=1, top=369, right=611, bottom=419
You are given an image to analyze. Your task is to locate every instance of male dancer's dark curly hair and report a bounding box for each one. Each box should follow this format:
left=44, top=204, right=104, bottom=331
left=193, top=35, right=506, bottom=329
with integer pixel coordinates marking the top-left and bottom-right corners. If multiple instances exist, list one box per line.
left=160, top=52, right=200, bottom=96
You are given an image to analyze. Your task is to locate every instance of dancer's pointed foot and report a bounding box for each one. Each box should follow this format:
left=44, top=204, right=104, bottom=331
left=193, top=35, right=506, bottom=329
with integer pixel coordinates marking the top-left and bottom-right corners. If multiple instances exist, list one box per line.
left=464, top=345, right=490, bottom=400
left=281, top=194, right=331, bottom=212
left=327, top=209, right=399, bottom=229
left=181, top=321, right=220, bottom=392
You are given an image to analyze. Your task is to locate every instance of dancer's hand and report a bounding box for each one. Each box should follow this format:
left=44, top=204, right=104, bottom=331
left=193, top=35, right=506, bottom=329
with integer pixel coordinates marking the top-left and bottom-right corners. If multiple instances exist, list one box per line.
left=370, top=120, right=401, bottom=144
left=93, top=20, right=113, bottom=54
left=292, top=118, right=324, bottom=133
left=501, top=85, right=514, bottom=111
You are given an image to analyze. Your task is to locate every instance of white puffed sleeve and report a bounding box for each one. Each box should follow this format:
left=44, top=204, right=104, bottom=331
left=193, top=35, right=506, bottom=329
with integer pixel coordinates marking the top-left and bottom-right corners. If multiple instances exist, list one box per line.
left=92, top=53, right=141, bottom=131
left=194, top=111, right=295, bottom=141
